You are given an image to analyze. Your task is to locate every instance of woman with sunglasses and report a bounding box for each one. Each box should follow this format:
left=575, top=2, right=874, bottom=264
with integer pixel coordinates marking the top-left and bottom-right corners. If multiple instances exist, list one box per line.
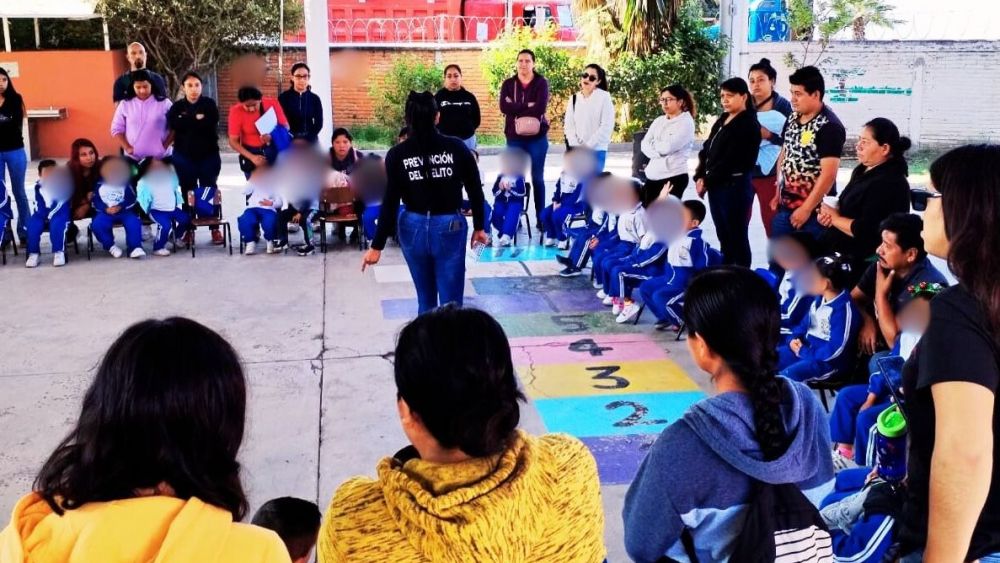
left=817, top=117, right=912, bottom=282
left=563, top=64, right=614, bottom=172
left=640, top=84, right=696, bottom=203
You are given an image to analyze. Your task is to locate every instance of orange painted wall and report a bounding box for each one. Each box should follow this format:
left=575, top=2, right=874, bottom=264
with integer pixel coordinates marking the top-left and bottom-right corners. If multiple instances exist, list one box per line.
left=3, top=50, right=127, bottom=159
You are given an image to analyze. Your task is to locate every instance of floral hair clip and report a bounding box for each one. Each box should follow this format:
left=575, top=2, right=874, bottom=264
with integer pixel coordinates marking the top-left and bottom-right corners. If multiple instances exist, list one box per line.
left=907, top=281, right=945, bottom=298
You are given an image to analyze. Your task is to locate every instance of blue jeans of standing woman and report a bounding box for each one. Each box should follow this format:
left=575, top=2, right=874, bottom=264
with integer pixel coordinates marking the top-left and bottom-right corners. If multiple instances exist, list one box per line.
left=506, top=136, right=549, bottom=221
left=398, top=211, right=468, bottom=315
left=0, top=148, right=28, bottom=238
left=707, top=174, right=754, bottom=267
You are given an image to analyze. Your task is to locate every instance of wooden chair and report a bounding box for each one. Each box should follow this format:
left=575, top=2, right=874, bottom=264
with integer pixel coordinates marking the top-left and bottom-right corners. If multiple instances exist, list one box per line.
left=319, top=187, right=365, bottom=252
left=188, top=189, right=233, bottom=257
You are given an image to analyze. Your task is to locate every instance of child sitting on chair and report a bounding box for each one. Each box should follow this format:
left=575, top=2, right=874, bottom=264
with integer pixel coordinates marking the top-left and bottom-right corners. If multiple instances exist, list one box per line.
left=594, top=177, right=647, bottom=302
left=540, top=149, right=589, bottom=247
left=24, top=160, right=71, bottom=268
left=137, top=158, right=190, bottom=257
left=490, top=148, right=528, bottom=247
left=0, top=184, right=11, bottom=250
left=777, top=253, right=861, bottom=383
left=767, top=232, right=825, bottom=338
left=629, top=199, right=714, bottom=327
left=91, top=156, right=144, bottom=259
left=238, top=167, right=284, bottom=255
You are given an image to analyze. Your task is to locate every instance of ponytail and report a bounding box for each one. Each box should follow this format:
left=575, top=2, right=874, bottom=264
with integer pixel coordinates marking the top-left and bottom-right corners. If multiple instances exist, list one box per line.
left=404, top=90, right=438, bottom=143
left=662, top=84, right=697, bottom=121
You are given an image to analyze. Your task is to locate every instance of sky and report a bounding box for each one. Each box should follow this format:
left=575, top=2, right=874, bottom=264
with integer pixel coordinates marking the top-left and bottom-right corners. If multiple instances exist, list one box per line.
left=831, top=0, right=1000, bottom=40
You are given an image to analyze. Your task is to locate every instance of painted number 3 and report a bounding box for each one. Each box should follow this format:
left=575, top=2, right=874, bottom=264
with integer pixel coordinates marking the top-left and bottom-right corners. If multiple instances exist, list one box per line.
left=587, top=366, right=629, bottom=389
left=606, top=401, right=668, bottom=428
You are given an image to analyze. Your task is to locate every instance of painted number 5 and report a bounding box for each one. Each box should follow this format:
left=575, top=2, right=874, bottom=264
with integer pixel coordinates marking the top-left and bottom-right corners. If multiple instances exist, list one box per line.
left=606, top=400, right=668, bottom=428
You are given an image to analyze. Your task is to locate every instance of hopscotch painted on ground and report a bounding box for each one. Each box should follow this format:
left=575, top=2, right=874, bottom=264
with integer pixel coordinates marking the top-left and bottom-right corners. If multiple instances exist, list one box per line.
left=377, top=245, right=706, bottom=485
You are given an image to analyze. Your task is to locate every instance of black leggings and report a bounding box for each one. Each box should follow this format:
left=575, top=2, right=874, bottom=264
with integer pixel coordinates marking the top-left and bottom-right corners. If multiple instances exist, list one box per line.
left=643, top=173, right=689, bottom=205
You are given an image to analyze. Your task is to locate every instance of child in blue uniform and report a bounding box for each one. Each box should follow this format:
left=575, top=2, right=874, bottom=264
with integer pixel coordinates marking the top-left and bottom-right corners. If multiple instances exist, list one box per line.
left=0, top=185, right=11, bottom=249
left=595, top=199, right=647, bottom=307
left=91, top=156, right=144, bottom=259
left=539, top=160, right=585, bottom=247
left=238, top=167, right=284, bottom=255
left=489, top=149, right=527, bottom=247
left=24, top=160, right=70, bottom=268
left=768, top=232, right=824, bottom=337
left=777, top=253, right=861, bottom=383
left=137, top=158, right=190, bottom=256
left=630, top=200, right=715, bottom=328
left=557, top=206, right=613, bottom=277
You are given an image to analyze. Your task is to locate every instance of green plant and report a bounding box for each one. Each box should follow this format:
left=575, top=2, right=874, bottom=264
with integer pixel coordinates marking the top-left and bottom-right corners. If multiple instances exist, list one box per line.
left=573, top=0, right=684, bottom=56
left=608, top=2, right=726, bottom=137
left=785, top=0, right=900, bottom=68
left=98, top=0, right=302, bottom=95
left=369, top=56, right=443, bottom=130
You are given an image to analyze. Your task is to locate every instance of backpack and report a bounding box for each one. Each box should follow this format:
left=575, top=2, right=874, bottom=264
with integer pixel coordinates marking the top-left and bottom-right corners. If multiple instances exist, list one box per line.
left=729, top=481, right=833, bottom=563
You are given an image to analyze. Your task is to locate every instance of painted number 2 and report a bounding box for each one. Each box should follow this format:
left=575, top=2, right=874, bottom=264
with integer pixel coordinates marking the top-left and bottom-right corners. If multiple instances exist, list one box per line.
left=606, top=401, right=668, bottom=428
left=587, top=366, right=629, bottom=389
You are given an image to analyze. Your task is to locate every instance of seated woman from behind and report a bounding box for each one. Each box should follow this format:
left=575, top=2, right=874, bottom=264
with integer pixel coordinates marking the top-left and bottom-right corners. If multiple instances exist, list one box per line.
left=319, top=305, right=606, bottom=563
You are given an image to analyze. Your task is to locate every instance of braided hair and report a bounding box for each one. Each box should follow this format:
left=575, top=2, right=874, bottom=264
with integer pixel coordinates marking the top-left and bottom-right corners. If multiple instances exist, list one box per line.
left=684, top=266, right=789, bottom=460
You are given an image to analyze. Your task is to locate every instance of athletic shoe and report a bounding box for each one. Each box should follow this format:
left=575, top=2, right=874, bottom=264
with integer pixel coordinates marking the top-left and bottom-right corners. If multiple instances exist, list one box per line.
left=129, top=247, right=146, bottom=259
left=557, top=239, right=569, bottom=250
left=555, top=255, right=572, bottom=267
left=498, top=235, right=512, bottom=247
left=271, top=240, right=288, bottom=253
left=153, top=248, right=171, bottom=256
left=593, top=279, right=603, bottom=289
left=244, top=241, right=256, bottom=255
left=616, top=302, right=642, bottom=324
left=493, top=234, right=505, bottom=248
left=266, top=241, right=275, bottom=254
left=612, top=299, right=625, bottom=315
left=559, top=267, right=582, bottom=278
left=602, top=295, right=613, bottom=306
left=596, top=289, right=607, bottom=299
left=211, top=230, right=225, bottom=245
left=655, top=322, right=681, bottom=332
left=181, top=231, right=194, bottom=245
left=108, top=246, right=124, bottom=258
left=296, top=244, right=316, bottom=256
left=141, top=224, right=153, bottom=242
left=52, top=252, right=66, bottom=267
left=832, top=450, right=858, bottom=472
left=25, top=253, right=40, bottom=268
left=543, top=237, right=555, bottom=247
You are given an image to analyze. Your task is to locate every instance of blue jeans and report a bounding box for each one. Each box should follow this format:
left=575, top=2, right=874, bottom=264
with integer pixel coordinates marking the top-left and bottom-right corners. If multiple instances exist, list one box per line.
left=707, top=176, right=754, bottom=267
left=398, top=211, right=468, bottom=315
left=594, top=149, right=607, bottom=173
left=771, top=207, right=827, bottom=240
left=0, top=148, right=29, bottom=236
left=172, top=151, right=221, bottom=192
left=506, top=136, right=549, bottom=219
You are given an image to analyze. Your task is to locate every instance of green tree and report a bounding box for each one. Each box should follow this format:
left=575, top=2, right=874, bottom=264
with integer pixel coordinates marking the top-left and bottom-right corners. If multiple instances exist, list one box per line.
left=98, top=0, right=303, bottom=96
left=574, top=0, right=685, bottom=56
left=831, top=0, right=901, bottom=41
left=369, top=56, right=443, bottom=129
left=786, top=0, right=900, bottom=67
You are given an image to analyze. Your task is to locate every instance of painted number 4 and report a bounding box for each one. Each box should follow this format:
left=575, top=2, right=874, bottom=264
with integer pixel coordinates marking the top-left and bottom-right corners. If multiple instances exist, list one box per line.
left=606, top=401, right=668, bottom=428
left=568, top=338, right=613, bottom=357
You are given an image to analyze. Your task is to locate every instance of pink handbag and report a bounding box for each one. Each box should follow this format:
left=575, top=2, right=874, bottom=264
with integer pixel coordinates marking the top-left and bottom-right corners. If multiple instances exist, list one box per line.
left=512, top=81, right=541, bottom=136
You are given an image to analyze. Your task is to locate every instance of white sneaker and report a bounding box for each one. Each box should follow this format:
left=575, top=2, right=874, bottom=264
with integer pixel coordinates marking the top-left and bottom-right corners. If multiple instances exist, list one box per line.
left=52, top=252, right=66, bottom=267
left=617, top=302, right=641, bottom=324
left=558, top=239, right=569, bottom=250
left=266, top=241, right=275, bottom=254
left=543, top=237, right=555, bottom=247
left=141, top=224, right=153, bottom=242
left=130, top=247, right=146, bottom=259
left=493, top=234, right=505, bottom=247
left=244, top=241, right=257, bottom=255
left=25, top=253, right=40, bottom=268
left=108, top=245, right=124, bottom=258
left=499, top=235, right=512, bottom=247
left=602, top=295, right=613, bottom=306
left=593, top=279, right=603, bottom=289
left=596, top=289, right=607, bottom=300
left=153, top=248, right=171, bottom=256
left=612, top=299, right=625, bottom=315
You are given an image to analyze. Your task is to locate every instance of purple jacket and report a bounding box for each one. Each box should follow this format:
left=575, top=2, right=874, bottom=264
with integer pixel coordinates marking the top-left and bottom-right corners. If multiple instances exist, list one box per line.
left=110, top=96, right=173, bottom=160
left=499, top=73, right=550, bottom=140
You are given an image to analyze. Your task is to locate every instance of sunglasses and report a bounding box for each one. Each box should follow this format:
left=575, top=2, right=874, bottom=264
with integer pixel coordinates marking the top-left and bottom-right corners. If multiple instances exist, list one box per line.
left=580, top=73, right=598, bottom=82
left=910, top=188, right=942, bottom=211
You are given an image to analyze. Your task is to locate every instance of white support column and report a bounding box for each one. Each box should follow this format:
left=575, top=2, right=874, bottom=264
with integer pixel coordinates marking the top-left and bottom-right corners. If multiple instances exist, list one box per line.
left=304, top=0, right=333, bottom=150
left=34, top=19, right=41, bottom=49
left=3, top=18, right=11, bottom=52
left=908, top=57, right=925, bottom=149
left=719, top=0, right=750, bottom=77
left=102, top=19, right=111, bottom=51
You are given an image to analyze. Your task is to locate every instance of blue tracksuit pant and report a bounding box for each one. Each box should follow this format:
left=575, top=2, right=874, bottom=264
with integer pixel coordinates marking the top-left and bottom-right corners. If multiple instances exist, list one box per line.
left=491, top=197, right=525, bottom=238
left=26, top=205, right=71, bottom=254
left=638, top=273, right=689, bottom=325
left=594, top=242, right=633, bottom=282
left=540, top=201, right=584, bottom=241
left=150, top=208, right=191, bottom=250
left=238, top=208, right=278, bottom=242
left=92, top=210, right=143, bottom=252
left=777, top=340, right=838, bottom=383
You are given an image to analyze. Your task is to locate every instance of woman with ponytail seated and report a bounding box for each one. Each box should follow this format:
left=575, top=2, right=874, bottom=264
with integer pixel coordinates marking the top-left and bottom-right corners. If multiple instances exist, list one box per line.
left=318, top=306, right=607, bottom=562
left=623, top=266, right=835, bottom=562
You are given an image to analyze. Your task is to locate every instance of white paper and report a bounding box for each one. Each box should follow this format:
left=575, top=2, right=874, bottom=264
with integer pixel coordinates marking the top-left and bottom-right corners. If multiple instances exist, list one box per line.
left=757, top=110, right=787, bottom=175
left=255, top=107, right=277, bottom=135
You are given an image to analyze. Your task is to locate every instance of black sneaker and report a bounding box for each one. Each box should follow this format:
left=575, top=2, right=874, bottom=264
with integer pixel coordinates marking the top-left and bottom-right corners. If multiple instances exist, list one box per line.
left=270, top=240, right=288, bottom=253
left=559, top=267, right=582, bottom=278
left=296, top=244, right=316, bottom=256
left=555, top=255, right=572, bottom=267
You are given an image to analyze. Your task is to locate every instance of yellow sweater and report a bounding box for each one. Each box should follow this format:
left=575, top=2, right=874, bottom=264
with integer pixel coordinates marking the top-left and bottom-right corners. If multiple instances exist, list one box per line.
left=0, top=493, right=291, bottom=563
left=318, top=431, right=606, bottom=562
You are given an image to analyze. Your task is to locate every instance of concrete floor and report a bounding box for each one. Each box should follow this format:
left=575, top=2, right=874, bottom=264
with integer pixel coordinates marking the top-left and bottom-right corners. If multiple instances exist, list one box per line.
left=0, top=150, right=913, bottom=561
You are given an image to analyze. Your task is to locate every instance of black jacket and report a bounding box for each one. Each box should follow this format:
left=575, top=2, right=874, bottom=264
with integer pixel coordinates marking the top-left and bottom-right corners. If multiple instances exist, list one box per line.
left=278, top=87, right=324, bottom=143
left=0, top=92, right=24, bottom=151
left=167, top=96, right=220, bottom=159
left=113, top=70, right=168, bottom=103
left=435, top=87, right=481, bottom=140
left=695, top=110, right=761, bottom=188
left=372, top=132, right=485, bottom=250
left=821, top=157, right=911, bottom=265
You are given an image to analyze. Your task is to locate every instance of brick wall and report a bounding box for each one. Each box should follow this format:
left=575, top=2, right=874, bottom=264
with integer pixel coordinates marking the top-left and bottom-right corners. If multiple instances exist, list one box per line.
left=217, top=46, right=570, bottom=141
left=745, top=41, right=1000, bottom=148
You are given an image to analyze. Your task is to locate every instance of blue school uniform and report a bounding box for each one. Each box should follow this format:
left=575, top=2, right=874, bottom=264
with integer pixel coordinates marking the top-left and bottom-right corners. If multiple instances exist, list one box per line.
left=137, top=172, right=191, bottom=251
left=238, top=182, right=284, bottom=243
left=26, top=180, right=73, bottom=254
left=539, top=172, right=585, bottom=241
left=565, top=209, right=615, bottom=269
left=821, top=468, right=896, bottom=563
left=91, top=182, right=143, bottom=252
left=594, top=204, right=645, bottom=282
left=0, top=188, right=13, bottom=242
left=778, top=291, right=861, bottom=382
left=637, top=228, right=716, bottom=324
left=605, top=237, right=668, bottom=299
left=489, top=174, right=527, bottom=238
left=779, top=271, right=811, bottom=336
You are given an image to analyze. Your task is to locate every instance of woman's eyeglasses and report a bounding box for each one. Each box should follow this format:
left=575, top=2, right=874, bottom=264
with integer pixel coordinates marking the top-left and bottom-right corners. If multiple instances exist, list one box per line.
left=659, top=97, right=677, bottom=103
left=580, top=73, right=598, bottom=82
left=292, top=74, right=310, bottom=79
left=910, top=188, right=942, bottom=211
